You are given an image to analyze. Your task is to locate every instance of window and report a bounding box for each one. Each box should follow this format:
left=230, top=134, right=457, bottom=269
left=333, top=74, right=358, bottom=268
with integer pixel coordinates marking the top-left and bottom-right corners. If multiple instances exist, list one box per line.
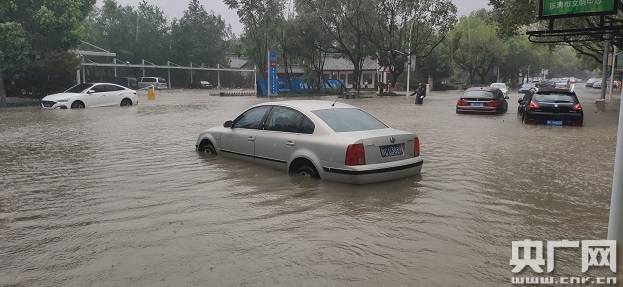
left=534, top=94, right=577, bottom=103
left=312, top=108, right=387, bottom=132
left=463, top=90, right=495, bottom=98
left=233, top=106, right=270, bottom=129
left=91, top=85, right=108, bottom=93
left=264, top=106, right=315, bottom=134
left=101, top=85, right=125, bottom=92
left=65, top=83, right=93, bottom=93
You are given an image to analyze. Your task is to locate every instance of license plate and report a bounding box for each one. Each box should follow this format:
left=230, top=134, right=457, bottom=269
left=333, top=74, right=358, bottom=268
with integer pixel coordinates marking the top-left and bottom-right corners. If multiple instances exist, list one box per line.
left=380, top=144, right=403, bottom=158
left=471, top=102, right=484, bottom=107
left=547, top=120, right=563, bottom=126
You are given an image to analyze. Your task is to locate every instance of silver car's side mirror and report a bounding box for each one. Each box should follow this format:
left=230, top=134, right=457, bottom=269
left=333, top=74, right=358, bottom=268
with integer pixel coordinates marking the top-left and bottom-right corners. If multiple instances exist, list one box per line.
left=224, top=120, right=233, bottom=128
left=504, top=96, right=509, bottom=100
left=87, top=90, right=95, bottom=94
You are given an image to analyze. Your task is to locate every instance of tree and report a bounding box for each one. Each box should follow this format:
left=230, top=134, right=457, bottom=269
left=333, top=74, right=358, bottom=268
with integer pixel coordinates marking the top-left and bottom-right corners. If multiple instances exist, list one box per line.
left=447, top=12, right=507, bottom=84
left=1, top=0, right=96, bottom=97
left=300, top=0, right=377, bottom=91
left=170, top=0, right=231, bottom=67
left=370, top=0, right=457, bottom=88
left=224, top=0, right=286, bottom=75
left=489, top=0, right=623, bottom=63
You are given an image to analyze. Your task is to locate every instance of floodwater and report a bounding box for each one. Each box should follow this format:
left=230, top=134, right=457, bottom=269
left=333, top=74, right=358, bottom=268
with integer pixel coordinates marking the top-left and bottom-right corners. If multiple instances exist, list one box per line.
left=0, top=87, right=620, bottom=286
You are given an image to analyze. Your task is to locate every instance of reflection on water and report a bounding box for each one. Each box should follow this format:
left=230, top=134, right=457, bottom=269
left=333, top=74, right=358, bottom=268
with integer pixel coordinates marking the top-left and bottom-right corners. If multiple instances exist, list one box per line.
left=0, top=88, right=618, bottom=286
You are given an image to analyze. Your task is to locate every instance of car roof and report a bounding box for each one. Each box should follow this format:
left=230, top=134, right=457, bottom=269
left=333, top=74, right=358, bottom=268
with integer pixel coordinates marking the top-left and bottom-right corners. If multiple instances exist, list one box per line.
left=253, top=100, right=357, bottom=112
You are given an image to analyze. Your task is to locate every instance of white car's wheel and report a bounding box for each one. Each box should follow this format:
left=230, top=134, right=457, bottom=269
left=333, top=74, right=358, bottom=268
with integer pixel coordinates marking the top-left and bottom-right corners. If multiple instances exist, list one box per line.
left=71, top=101, right=85, bottom=109
left=120, top=98, right=133, bottom=107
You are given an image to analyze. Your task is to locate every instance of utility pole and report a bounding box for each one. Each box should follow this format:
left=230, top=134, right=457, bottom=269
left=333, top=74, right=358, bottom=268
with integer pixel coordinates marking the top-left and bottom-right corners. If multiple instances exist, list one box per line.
left=167, top=61, right=171, bottom=89
left=406, top=19, right=416, bottom=97
left=217, top=64, right=221, bottom=90
left=254, top=65, right=258, bottom=96
left=190, top=62, right=193, bottom=87
left=113, top=58, right=118, bottom=78
left=142, top=59, right=145, bottom=77
left=0, top=68, right=6, bottom=108
left=609, top=47, right=619, bottom=101
left=600, top=40, right=610, bottom=100
left=267, top=49, right=271, bottom=98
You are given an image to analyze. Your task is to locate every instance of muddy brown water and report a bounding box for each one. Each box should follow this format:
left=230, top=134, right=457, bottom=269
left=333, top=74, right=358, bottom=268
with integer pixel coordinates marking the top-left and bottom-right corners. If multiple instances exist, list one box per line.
left=0, top=87, right=619, bottom=286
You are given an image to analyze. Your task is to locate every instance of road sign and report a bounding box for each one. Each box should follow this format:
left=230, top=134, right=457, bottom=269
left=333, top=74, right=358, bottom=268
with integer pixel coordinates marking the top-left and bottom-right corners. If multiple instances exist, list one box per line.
left=540, top=0, right=618, bottom=19
left=269, top=50, right=279, bottom=95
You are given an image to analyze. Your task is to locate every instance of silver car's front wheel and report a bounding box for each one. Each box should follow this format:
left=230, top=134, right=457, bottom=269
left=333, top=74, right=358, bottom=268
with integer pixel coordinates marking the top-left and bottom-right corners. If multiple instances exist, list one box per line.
left=197, top=140, right=217, bottom=155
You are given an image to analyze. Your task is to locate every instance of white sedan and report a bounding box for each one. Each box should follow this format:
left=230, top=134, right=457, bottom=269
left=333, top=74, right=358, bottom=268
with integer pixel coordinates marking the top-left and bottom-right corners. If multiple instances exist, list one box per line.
left=41, top=83, right=138, bottom=109
left=196, top=100, right=423, bottom=184
left=490, top=83, right=509, bottom=95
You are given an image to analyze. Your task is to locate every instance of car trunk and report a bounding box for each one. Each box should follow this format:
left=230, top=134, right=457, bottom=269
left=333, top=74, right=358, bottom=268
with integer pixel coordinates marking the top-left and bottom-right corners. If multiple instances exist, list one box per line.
left=337, top=129, right=417, bottom=165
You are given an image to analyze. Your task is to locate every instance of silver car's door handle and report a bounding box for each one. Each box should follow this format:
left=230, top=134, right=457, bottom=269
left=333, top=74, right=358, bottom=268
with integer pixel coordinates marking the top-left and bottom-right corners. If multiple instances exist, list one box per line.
left=248, top=136, right=256, bottom=142
left=286, top=140, right=296, bottom=146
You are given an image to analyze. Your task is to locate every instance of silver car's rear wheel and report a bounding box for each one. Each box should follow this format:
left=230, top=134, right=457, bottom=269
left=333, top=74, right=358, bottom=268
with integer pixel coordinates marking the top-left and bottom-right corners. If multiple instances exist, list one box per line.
left=292, top=164, right=319, bottom=179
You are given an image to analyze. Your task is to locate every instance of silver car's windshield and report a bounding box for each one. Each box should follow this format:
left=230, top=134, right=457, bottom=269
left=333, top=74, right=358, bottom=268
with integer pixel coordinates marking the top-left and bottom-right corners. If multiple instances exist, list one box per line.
left=312, top=108, right=387, bottom=132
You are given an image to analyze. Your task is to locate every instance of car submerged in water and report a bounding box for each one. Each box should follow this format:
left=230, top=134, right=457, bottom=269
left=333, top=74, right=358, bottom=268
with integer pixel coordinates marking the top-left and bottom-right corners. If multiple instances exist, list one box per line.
left=518, top=89, right=583, bottom=126
left=41, top=83, right=138, bottom=109
left=456, top=87, right=509, bottom=114
left=196, top=100, right=423, bottom=184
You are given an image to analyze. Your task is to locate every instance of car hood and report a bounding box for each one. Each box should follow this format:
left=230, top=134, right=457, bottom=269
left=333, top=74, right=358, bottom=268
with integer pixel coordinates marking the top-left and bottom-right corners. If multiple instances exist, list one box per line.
left=42, top=93, right=83, bottom=101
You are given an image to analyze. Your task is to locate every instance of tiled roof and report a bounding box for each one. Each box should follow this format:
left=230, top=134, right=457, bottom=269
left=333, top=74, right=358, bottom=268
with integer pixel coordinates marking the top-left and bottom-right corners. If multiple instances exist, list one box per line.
left=323, top=55, right=377, bottom=71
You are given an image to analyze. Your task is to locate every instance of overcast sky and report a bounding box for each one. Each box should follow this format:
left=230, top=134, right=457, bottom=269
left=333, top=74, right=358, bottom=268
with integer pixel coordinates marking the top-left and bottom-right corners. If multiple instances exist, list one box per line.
left=103, top=0, right=490, bottom=35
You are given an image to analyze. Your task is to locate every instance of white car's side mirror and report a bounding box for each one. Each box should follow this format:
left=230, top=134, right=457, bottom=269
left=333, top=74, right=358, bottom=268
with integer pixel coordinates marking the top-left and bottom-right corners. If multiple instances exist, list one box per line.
left=87, top=90, right=95, bottom=94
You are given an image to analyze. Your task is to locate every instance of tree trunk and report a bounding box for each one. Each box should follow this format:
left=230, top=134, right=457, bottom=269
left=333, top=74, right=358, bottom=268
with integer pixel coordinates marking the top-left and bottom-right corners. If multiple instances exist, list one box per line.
left=1, top=69, right=7, bottom=107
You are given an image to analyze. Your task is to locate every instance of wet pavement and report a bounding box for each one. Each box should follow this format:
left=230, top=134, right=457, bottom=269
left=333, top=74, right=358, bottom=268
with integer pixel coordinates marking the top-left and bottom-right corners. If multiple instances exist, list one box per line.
left=0, top=87, right=620, bottom=286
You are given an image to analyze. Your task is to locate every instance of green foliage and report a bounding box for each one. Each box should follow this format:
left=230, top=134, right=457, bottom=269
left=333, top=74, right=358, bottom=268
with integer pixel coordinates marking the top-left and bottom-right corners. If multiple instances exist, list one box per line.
left=170, top=0, right=231, bottom=66
left=1, top=0, right=96, bottom=97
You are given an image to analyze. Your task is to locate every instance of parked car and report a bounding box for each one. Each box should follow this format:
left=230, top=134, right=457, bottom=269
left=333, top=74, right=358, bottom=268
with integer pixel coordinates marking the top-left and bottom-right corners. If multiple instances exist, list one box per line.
left=200, top=81, right=214, bottom=89
left=114, top=77, right=138, bottom=89
left=41, top=83, right=138, bottom=109
left=138, top=77, right=168, bottom=89
left=518, top=83, right=538, bottom=95
left=196, top=100, right=423, bottom=184
left=519, top=89, right=583, bottom=126
left=536, top=80, right=557, bottom=89
left=585, top=78, right=600, bottom=87
left=552, top=78, right=570, bottom=90
left=456, top=87, right=509, bottom=114
left=593, top=81, right=603, bottom=89
left=490, top=83, right=509, bottom=95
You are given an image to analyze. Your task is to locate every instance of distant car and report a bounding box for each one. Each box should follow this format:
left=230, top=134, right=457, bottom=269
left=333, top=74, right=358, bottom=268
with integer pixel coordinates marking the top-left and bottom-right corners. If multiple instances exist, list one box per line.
left=552, top=78, right=570, bottom=90
left=519, top=89, right=583, bottom=126
left=200, top=81, right=214, bottom=89
left=593, top=81, right=603, bottom=89
left=41, top=83, right=137, bottom=109
left=196, top=100, right=423, bottom=184
left=536, top=80, right=557, bottom=89
left=490, top=83, right=509, bottom=95
left=138, top=77, right=168, bottom=89
left=518, top=83, right=538, bottom=95
left=114, top=77, right=138, bottom=89
left=456, top=87, right=509, bottom=114
left=585, top=78, right=600, bottom=87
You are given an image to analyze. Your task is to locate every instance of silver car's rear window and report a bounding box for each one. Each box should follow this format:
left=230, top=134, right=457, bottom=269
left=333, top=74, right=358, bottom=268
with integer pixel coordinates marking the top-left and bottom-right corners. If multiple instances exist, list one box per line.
left=312, top=108, right=387, bottom=132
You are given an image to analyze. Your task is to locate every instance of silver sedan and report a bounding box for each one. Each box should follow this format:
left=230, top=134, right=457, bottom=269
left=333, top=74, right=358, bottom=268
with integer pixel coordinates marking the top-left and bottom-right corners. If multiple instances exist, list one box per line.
left=196, top=100, right=423, bottom=184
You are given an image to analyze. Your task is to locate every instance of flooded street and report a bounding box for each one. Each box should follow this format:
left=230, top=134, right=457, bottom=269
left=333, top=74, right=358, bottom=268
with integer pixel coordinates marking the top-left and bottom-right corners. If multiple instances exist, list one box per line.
left=0, top=87, right=620, bottom=286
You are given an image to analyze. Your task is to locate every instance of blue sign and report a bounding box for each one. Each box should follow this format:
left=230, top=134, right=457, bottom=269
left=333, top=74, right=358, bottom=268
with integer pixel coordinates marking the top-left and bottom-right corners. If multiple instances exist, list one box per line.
left=269, top=50, right=279, bottom=95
